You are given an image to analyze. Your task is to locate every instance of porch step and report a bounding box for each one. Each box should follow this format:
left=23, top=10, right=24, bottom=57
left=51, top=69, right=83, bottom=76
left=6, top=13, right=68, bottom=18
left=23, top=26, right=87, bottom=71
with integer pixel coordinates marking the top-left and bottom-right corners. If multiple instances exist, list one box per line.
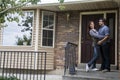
left=62, top=69, right=119, bottom=80
left=63, top=75, right=106, bottom=80
left=77, top=63, right=117, bottom=70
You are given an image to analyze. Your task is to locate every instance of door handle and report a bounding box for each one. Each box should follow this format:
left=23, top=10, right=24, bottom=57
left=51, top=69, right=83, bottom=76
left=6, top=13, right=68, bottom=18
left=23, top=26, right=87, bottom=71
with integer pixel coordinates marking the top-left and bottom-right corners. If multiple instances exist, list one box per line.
left=81, top=41, right=84, bottom=43
left=81, top=37, right=84, bottom=43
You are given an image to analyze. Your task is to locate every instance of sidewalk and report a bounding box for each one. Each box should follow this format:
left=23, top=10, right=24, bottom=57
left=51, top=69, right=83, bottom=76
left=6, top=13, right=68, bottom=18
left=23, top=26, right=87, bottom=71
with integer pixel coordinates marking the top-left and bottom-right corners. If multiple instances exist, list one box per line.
left=63, top=69, right=120, bottom=80
left=46, top=75, right=62, bottom=80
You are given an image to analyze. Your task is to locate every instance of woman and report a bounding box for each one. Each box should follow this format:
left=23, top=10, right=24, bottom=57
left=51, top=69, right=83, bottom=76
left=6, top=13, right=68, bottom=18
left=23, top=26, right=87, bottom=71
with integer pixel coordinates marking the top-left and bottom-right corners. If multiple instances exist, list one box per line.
left=86, top=21, right=104, bottom=72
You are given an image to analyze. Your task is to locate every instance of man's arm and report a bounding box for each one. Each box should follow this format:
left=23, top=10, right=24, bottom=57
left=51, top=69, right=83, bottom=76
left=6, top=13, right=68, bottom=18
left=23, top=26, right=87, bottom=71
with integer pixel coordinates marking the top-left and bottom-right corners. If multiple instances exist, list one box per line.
left=97, top=26, right=110, bottom=45
left=97, top=35, right=109, bottom=45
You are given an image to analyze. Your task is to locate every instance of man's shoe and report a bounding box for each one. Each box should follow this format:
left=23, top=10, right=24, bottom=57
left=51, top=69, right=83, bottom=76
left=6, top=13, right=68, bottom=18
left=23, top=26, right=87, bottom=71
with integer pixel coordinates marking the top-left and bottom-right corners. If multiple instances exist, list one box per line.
left=86, top=64, right=90, bottom=72
left=102, top=69, right=110, bottom=73
left=98, top=68, right=104, bottom=71
left=91, top=68, right=99, bottom=71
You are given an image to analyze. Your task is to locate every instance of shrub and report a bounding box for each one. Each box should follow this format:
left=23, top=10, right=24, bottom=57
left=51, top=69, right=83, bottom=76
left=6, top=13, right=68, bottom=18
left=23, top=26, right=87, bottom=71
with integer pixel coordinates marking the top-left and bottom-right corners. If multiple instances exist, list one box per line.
left=0, top=76, right=20, bottom=80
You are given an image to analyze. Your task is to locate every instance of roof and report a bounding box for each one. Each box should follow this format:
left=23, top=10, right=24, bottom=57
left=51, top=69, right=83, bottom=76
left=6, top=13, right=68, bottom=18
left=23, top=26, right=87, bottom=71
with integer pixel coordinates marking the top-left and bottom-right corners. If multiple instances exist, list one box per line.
left=23, top=0, right=120, bottom=11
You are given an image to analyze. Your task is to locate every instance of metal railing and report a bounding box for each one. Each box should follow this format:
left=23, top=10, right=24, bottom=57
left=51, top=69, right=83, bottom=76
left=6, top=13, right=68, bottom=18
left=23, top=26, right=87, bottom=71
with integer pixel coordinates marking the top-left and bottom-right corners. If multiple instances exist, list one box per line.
left=0, top=51, right=47, bottom=80
left=64, top=42, right=77, bottom=75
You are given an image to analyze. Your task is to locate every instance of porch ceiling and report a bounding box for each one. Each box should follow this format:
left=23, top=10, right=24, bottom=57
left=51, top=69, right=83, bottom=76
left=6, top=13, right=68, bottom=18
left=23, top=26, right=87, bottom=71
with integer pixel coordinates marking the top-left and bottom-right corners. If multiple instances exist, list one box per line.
left=24, top=0, right=119, bottom=11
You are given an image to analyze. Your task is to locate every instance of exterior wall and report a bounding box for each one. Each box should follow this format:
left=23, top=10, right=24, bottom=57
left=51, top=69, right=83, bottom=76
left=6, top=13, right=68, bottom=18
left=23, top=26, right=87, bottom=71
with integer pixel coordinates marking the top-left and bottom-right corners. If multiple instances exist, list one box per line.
left=0, top=9, right=37, bottom=69
left=55, top=11, right=80, bottom=69
left=0, top=8, right=119, bottom=70
left=0, top=9, right=54, bottom=70
left=37, top=10, right=54, bottom=69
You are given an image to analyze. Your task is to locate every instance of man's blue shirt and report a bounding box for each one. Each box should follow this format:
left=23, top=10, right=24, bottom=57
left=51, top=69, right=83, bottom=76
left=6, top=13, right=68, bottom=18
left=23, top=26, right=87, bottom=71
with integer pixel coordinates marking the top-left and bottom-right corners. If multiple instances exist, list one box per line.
left=98, top=25, right=110, bottom=44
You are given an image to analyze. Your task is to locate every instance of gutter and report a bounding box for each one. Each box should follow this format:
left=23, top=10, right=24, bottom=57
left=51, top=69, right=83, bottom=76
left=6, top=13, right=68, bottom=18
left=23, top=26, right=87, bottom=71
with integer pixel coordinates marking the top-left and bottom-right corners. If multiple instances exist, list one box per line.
left=22, top=0, right=114, bottom=9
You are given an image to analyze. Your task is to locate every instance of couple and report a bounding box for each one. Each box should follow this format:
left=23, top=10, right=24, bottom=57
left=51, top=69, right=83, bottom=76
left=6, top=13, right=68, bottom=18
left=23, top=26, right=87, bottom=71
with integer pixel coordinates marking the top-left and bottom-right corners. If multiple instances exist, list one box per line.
left=86, top=18, right=110, bottom=72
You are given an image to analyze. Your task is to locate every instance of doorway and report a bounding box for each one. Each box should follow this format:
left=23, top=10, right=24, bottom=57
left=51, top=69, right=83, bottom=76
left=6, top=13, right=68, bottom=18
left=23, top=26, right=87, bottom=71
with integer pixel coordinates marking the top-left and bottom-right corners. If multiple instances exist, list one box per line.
left=79, top=11, right=117, bottom=66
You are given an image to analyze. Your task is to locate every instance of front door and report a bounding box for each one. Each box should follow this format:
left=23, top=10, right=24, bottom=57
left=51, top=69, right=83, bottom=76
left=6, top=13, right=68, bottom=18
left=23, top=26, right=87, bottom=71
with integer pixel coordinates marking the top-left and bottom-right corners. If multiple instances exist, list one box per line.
left=81, top=12, right=116, bottom=64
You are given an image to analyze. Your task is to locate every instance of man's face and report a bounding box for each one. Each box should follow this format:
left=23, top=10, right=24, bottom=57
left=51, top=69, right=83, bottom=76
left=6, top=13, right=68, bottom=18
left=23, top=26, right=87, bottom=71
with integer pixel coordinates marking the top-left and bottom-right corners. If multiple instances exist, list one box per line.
left=99, top=20, right=104, bottom=26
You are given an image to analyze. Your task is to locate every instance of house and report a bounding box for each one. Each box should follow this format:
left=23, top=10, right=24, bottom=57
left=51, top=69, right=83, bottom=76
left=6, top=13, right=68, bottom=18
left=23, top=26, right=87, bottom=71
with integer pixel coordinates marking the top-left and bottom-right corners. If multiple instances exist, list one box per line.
left=0, top=0, right=120, bottom=75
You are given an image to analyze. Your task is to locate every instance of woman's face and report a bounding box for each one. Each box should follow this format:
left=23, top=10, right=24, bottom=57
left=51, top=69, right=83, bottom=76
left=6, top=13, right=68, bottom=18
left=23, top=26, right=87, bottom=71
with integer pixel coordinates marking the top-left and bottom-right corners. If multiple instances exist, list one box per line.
left=90, top=22, right=94, bottom=29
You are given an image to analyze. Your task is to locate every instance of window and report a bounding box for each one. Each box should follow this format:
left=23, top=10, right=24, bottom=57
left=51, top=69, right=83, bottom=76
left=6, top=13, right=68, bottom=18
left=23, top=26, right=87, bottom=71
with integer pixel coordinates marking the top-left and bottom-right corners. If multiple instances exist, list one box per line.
left=2, top=11, right=34, bottom=46
left=42, top=11, right=55, bottom=47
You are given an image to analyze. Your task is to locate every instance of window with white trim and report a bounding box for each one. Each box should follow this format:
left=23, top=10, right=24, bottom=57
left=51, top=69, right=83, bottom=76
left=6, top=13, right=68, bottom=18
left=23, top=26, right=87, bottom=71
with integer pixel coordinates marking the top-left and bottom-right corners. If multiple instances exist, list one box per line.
left=42, top=11, right=55, bottom=47
left=2, top=11, right=34, bottom=46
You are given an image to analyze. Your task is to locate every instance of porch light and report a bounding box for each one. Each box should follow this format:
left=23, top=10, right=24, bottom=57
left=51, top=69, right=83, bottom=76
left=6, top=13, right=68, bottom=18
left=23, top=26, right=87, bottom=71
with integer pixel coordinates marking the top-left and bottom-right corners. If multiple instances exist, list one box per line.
left=66, top=13, right=70, bottom=21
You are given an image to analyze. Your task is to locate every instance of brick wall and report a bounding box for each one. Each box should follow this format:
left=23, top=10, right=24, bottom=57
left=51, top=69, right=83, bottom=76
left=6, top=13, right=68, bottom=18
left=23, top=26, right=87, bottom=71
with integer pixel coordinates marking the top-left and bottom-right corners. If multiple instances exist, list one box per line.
left=54, top=11, right=80, bottom=69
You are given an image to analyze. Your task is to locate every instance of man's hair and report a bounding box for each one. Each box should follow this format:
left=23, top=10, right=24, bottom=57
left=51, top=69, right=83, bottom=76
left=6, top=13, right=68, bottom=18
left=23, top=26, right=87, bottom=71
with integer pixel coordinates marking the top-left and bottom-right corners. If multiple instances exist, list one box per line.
left=99, top=18, right=106, bottom=23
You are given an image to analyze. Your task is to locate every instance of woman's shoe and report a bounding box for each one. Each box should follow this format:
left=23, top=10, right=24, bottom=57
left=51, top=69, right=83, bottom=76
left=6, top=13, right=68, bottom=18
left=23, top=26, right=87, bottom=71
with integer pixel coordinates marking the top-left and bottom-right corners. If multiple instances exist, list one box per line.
left=91, top=68, right=99, bottom=71
left=86, top=64, right=90, bottom=72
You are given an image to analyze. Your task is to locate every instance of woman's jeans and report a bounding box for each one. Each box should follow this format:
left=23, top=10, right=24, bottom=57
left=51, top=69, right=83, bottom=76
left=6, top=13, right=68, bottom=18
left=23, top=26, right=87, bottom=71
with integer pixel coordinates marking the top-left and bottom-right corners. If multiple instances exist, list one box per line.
left=88, top=45, right=100, bottom=68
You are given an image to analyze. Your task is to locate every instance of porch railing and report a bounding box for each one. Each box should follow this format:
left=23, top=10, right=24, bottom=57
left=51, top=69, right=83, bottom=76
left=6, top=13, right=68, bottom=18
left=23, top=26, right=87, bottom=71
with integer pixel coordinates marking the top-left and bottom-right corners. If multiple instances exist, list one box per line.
left=64, top=42, right=77, bottom=75
left=0, top=51, right=47, bottom=80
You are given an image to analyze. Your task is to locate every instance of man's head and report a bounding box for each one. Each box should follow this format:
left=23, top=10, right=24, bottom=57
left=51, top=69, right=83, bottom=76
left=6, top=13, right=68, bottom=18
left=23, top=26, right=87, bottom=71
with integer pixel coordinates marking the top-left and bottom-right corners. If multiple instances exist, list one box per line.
left=99, top=18, right=106, bottom=26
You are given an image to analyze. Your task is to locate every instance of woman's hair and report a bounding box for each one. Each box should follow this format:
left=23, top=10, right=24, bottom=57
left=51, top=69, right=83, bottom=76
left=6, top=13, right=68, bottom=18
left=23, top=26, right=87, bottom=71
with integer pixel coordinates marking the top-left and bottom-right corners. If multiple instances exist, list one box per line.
left=88, top=21, right=94, bottom=30
left=87, top=21, right=94, bottom=37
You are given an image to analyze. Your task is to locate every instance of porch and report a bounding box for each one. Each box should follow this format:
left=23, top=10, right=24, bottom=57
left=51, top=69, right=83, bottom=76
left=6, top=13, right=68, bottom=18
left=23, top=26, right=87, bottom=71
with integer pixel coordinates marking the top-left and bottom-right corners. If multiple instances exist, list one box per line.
left=63, top=68, right=119, bottom=80
left=63, top=42, right=119, bottom=80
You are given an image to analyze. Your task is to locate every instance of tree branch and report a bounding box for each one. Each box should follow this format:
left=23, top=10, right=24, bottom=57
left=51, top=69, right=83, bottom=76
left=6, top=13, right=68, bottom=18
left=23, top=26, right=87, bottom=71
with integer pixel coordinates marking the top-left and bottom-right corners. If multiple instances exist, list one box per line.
left=0, top=1, right=29, bottom=14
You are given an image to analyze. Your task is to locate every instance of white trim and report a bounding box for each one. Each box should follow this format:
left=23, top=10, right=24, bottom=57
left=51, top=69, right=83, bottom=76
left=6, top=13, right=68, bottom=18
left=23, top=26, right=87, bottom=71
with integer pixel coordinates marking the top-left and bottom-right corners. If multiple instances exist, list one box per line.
left=79, top=10, right=118, bottom=66
left=0, top=28, right=3, bottom=45
left=23, top=0, right=113, bottom=8
left=53, top=13, right=56, bottom=48
left=34, top=9, right=40, bottom=69
left=35, top=9, right=40, bottom=51
left=41, top=11, right=56, bottom=48
left=41, top=11, right=44, bottom=48
left=115, top=11, right=118, bottom=66
left=78, top=13, right=82, bottom=64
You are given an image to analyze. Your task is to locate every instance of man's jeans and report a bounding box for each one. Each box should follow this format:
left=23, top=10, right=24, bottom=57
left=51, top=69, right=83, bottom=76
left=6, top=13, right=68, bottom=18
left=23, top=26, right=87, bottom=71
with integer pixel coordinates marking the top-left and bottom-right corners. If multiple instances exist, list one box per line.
left=100, top=43, right=110, bottom=71
left=88, top=45, right=100, bottom=68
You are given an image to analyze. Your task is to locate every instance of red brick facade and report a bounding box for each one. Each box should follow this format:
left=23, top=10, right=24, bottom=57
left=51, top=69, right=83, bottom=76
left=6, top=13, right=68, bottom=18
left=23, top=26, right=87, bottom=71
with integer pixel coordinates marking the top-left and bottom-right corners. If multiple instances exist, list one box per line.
left=54, top=11, right=80, bottom=69
left=54, top=9, right=120, bottom=69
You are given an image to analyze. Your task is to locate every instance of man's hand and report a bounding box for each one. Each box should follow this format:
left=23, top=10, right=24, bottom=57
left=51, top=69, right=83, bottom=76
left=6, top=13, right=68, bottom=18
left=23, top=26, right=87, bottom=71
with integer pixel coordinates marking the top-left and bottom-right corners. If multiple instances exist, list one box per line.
left=97, top=35, right=109, bottom=45
left=97, top=40, right=102, bottom=45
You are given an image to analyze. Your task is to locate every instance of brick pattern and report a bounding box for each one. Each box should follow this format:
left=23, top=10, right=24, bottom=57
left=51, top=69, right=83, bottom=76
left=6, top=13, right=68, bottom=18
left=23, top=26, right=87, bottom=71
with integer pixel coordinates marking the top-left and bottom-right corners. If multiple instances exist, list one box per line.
left=55, top=11, right=80, bottom=69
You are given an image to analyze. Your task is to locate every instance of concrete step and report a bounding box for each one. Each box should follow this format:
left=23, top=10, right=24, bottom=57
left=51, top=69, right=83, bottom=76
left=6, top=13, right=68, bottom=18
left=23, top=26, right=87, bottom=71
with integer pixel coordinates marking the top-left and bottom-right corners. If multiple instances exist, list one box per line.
left=63, top=69, right=119, bottom=80
left=77, top=63, right=117, bottom=70
left=63, top=75, right=106, bottom=80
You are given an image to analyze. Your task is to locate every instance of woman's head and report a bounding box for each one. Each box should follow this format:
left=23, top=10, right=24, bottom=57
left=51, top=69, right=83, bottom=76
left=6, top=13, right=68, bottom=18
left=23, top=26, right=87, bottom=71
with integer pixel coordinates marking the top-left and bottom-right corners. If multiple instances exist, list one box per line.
left=88, top=21, right=95, bottom=30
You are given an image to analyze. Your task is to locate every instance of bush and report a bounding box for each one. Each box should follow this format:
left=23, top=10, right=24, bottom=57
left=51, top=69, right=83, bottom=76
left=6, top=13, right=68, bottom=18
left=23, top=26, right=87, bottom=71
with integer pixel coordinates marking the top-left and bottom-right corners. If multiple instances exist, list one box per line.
left=0, top=76, right=20, bottom=80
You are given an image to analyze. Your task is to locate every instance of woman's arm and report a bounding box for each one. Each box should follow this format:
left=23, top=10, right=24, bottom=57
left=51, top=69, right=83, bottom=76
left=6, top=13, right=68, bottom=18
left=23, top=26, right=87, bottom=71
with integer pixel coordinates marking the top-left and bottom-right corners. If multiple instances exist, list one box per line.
left=89, top=30, right=104, bottom=39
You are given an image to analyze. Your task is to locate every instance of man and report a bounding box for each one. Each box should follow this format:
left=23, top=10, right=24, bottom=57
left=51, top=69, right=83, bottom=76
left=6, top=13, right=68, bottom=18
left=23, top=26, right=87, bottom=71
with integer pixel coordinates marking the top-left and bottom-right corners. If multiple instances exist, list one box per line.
left=98, top=18, right=110, bottom=72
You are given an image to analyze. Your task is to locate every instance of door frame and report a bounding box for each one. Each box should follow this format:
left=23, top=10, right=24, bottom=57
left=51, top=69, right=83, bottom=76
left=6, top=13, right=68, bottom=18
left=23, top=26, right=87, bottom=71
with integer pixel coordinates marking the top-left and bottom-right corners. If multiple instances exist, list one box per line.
left=78, top=10, right=118, bottom=66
